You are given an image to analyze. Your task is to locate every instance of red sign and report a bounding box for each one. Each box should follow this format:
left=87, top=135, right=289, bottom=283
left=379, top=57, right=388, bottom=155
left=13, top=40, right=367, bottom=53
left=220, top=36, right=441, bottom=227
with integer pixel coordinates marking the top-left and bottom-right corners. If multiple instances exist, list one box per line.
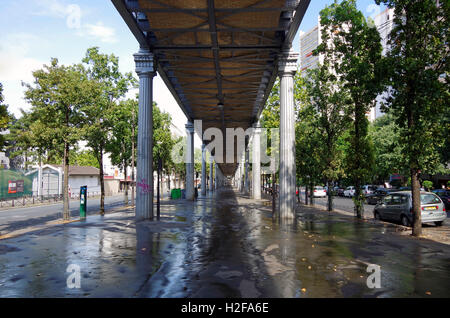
left=8, top=180, right=17, bottom=194
left=7, top=180, right=24, bottom=194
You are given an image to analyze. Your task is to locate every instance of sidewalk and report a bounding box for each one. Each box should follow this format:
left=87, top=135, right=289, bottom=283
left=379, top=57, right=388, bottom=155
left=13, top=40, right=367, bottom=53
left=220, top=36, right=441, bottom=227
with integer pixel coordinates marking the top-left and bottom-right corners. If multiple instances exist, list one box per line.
left=0, top=188, right=449, bottom=297
left=299, top=200, right=450, bottom=246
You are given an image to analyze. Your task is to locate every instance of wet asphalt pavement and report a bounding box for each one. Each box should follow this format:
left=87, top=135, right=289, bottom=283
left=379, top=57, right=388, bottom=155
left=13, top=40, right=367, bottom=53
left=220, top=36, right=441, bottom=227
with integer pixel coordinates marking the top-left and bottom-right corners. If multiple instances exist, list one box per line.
left=0, top=195, right=127, bottom=234
left=0, top=187, right=449, bottom=298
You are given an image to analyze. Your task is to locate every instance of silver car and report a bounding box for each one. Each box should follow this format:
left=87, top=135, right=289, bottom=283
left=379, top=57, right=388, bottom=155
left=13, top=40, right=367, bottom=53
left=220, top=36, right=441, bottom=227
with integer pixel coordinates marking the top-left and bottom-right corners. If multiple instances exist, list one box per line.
left=374, top=191, right=447, bottom=227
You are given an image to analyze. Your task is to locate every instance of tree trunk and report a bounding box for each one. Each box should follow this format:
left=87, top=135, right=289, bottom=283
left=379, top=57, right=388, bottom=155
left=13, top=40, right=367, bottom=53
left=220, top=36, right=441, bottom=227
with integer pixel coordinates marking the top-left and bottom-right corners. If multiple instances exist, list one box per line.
left=309, top=181, right=314, bottom=206
left=99, top=148, right=105, bottom=215
left=272, top=173, right=276, bottom=220
left=305, top=183, right=309, bottom=205
left=327, top=179, right=333, bottom=212
left=411, top=168, right=422, bottom=236
left=63, top=142, right=70, bottom=220
left=354, top=109, right=364, bottom=219
left=124, top=162, right=128, bottom=206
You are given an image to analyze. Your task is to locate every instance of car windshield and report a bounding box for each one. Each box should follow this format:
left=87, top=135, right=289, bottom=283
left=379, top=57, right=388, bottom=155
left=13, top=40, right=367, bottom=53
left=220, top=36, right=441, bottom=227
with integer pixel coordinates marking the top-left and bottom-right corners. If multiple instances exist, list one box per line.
left=420, top=194, right=441, bottom=205
left=315, top=187, right=324, bottom=190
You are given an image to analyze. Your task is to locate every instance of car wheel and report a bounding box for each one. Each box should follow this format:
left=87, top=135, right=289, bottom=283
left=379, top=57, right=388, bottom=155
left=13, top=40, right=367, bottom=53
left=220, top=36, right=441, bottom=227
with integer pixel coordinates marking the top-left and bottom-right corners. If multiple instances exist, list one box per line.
left=401, top=215, right=410, bottom=227
left=435, top=221, right=444, bottom=227
left=374, top=212, right=381, bottom=220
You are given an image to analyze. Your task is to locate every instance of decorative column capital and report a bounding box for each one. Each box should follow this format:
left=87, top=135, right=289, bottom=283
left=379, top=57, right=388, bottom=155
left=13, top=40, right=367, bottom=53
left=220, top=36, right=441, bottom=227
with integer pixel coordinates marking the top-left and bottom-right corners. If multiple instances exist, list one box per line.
left=186, top=122, right=195, bottom=134
left=134, top=48, right=156, bottom=78
left=252, top=123, right=262, bottom=135
left=278, top=49, right=299, bottom=77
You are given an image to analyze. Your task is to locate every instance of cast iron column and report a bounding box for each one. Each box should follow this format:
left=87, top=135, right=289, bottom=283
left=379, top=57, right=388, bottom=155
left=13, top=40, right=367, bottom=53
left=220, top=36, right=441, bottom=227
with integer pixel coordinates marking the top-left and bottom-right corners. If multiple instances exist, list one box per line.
left=201, top=143, right=207, bottom=196
left=278, top=48, right=298, bottom=220
left=244, top=140, right=250, bottom=195
left=252, top=124, right=262, bottom=200
left=186, top=122, right=195, bottom=200
left=134, top=48, right=156, bottom=221
left=209, top=157, right=214, bottom=192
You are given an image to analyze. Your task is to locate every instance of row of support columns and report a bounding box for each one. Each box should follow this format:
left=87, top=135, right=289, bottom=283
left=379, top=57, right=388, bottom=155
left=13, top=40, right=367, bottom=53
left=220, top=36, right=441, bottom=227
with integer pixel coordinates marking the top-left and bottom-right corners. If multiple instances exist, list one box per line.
left=134, top=46, right=298, bottom=221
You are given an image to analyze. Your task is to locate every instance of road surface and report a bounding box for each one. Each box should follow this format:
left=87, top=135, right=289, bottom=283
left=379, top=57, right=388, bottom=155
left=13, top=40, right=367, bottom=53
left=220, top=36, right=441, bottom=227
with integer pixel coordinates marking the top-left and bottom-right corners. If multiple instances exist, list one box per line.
left=0, top=195, right=128, bottom=234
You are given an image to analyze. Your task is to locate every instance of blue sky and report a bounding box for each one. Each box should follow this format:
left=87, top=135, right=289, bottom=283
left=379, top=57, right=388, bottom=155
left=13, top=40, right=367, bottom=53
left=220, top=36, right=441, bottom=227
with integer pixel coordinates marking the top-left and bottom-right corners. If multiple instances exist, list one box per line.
left=0, top=0, right=385, bottom=133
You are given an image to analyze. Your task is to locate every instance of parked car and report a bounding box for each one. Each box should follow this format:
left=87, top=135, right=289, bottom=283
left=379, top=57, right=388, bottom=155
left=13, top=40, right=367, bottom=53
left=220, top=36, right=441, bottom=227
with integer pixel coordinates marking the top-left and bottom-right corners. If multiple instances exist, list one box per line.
left=432, top=189, right=450, bottom=210
left=329, top=186, right=341, bottom=196
left=313, top=186, right=327, bottom=198
left=373, top=191, right=447, bottom=227
left=366, top=188, right=394, bottom=205
left=337, top=188, right=345, bottom=197
left=344, top=186, right=355, bottom=197
left=361, top=185, right=377, bottom=197
left=398, top=186, right=425, bottom=191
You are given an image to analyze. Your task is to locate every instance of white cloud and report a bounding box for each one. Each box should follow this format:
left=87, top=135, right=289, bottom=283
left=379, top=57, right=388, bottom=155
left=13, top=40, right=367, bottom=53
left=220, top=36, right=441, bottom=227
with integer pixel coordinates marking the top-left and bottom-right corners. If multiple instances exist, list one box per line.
left=0, top=33, right=46, bottom=117
left=0, top=33, right=44, bottom=82
left=33, top=0, right=82, bottom=20
left=33, top=0, right=116, bottom=43
left=77, top=22, right=118, bottom=44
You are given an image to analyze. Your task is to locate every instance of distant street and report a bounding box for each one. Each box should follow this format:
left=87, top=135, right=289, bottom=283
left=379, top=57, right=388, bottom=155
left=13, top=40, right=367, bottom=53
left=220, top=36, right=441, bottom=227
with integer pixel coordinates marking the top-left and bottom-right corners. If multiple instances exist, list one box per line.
left=0, top=195, right=128, bottom=234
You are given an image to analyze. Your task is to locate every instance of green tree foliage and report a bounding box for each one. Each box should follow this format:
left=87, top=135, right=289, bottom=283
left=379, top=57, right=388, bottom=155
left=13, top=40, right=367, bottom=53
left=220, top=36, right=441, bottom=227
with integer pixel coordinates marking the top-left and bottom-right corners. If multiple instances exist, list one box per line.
left=304, top=62, right=349, bottom=211
left=375, top=0, right=449, bottom=236
left=107, top=99, right=137, bottom=171
left=80, top=47, right=135, bottom=214
left=153, top=103, right=175, bottom=171
left=317, top=0, right=383, bottom=218
left=0, top=83, right=11, bottom=151
left=368, top=113, right=404, bottom=184
left=296, top=107, right=326, bottom=205
left=23, top=58, right=91, bottom=219
left=106, top=99, right=138, bottom=205
left=71, top=149, right=100, bottom=168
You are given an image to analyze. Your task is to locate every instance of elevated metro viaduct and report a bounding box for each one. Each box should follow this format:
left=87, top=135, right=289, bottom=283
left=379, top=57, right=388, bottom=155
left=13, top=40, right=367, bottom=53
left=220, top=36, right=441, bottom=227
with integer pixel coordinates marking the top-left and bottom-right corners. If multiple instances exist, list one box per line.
left=112, top=0, right=311, bottom=221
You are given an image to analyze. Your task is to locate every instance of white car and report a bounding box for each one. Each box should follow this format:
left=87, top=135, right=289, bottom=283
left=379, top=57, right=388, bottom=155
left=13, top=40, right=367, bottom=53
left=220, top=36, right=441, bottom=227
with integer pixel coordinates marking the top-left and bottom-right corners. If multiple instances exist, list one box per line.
left=344, top=186, right=355, bottom=197
left=313, top=186, right=327, bottom=198
left=361, top=185, right=377, bottom=196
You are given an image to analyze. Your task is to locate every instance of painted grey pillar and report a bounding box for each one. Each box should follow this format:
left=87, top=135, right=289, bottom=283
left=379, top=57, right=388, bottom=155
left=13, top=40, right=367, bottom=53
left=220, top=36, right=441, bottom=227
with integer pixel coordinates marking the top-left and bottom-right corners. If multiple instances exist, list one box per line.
left=209, top=157, right=214, bottom=192
left=186, top=122, right=195, bottom=200
left=252, top=124, right=262, bottom=200
left=215, top=164, right=219, bottom=190
left=244, top=143, right=250, bottom=194
left=240, top=162, right=243, bottom=191
left=134, top=48, right=156, bottom=221
left=201, top=143, right=207, bottom=196
left=278, top=49, right=299, bottom=220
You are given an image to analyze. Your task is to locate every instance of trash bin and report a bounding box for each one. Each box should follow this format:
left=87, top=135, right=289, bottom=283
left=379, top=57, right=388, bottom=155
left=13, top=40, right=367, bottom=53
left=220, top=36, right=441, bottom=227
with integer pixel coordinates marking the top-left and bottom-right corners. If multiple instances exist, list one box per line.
left=80, top=186, right=87, bottom=219
left=171, top=189, right=177, bottom=200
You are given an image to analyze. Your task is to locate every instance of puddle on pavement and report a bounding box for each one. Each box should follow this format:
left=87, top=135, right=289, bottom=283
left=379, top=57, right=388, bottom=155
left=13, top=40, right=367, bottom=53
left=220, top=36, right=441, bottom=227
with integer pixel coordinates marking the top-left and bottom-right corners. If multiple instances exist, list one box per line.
left=0, top=189, right=449, bottom=298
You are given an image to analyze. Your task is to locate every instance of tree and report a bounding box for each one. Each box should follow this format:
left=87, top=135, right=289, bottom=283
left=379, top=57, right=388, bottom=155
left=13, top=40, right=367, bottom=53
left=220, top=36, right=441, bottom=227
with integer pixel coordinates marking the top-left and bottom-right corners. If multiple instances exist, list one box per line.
left=317, top=0, right=384, bottom=218
left=375, top=0, right=449, bottom=236
left=23, top=59, right=90, bottom=220
left=81, top=47, right=135, bottom=215
left=304, top=64, right=349, bottom=211
left=296, top=107, right=327, bottom=206
left=0, top=83, right=11, bottom=152
left=71, top=149, right=100, bottom=168
left=107, top=99, right=138, bottom=205
left=368, top=113, right=404, bottom=185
